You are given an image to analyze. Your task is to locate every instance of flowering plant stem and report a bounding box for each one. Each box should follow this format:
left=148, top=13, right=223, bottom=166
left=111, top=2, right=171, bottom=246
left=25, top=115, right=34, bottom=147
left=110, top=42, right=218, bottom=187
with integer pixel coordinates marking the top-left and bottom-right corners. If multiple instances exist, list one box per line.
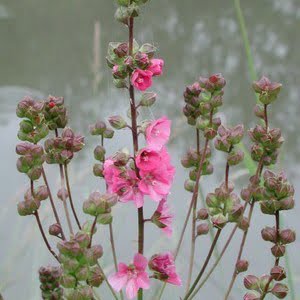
left=183, top=229, right=222, bottom=300
left=128, top=12, right=145, bottom=300
left=186, top=129, right=201, bottom=291
left=260, top=210, right=280, bottom=299
left=224, top=105, right=268, bottom=299
left=31, top=179, right=60, bottom=262
left=64, top=162, right=82, bottom=230
left=41, top=167, right=66, bottom=240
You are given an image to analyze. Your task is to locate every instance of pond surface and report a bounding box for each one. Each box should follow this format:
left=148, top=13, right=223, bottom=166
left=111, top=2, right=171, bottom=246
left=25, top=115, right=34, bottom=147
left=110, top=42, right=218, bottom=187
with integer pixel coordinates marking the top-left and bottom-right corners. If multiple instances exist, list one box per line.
left=0, top=0, right=299, bottom=299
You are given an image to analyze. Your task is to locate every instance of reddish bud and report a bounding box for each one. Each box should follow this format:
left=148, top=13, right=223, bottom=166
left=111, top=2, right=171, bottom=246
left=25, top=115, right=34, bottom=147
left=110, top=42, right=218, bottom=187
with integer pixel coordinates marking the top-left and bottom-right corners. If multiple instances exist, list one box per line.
left=244, top=275, right=259, bottom=290
left=236, top=260, right=249, bottom=273
left=271, top=283, right=289, bottom=299
left=197, top=208, right=209, bottom=220
left=271, top=244, right=286, bottom=258
left=270, top=266, right=286, bottom=281
left=196, top=223, right=209, bottom=236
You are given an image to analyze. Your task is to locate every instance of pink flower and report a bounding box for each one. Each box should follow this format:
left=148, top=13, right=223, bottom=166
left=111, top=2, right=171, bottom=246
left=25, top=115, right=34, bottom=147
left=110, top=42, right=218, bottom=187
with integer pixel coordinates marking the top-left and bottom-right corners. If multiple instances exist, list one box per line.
left=148, top=59, right=164, bottom=76
left=148, top=252, right=181, bottom=286
left=139, top=148, right=175, bottom=202
left=146, top=116, right=171, bottom=150
left=136, top=148, right=162, bottom=171
left=103, top=159, right=144, bottom=208
left=131, top=69, right=153, bottom=91
left=108, top=253, right=150, bottom=299
left=152, top=198, right=173, bottom=237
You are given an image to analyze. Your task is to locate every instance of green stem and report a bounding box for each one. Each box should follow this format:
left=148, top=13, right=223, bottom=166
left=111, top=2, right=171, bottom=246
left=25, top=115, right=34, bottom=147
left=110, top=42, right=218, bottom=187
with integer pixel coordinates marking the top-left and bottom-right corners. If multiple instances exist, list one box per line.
left=183, top=229, right=222, bottom=300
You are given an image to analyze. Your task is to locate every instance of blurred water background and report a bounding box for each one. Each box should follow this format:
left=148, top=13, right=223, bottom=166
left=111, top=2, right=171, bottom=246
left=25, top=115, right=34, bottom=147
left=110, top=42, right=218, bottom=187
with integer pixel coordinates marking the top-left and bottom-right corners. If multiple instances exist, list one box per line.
left=0, top=0, right=299, bottom=299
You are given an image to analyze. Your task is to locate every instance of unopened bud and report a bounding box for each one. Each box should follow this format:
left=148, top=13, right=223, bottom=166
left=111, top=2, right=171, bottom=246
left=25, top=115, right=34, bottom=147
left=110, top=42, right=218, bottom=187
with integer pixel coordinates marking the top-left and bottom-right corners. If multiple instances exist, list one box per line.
left=139, top=92, right=156, bottom=107
left=49, top=223, right=62, bottom=237
left=236, top=260, right=249, bottom=273
left=261, top=226, right=277, bottom=242
left=197, top=208, right=209, bottom=220
left=228, top=149, right=244, bottom=166
left=103, top=128, right=114, bottom=139
left=196, top=223, right=209, bottom=236
left=89, top=121, right=106, bottom=135
left=184, top=179, right=195, bottom=193
left=211, top=213, right=227, bottom=229
left=271, top=283, right=288, bottom=299
left=57, top=188, right=69, bottom=201
left=60, top=273, right=76, bottom=288
left=270, top=266, right=286, bottom=281
left=88, top=266, right=104, bottom=287
left=244, top=275, right=259, bottom=290
left=279, top=229, right=296, bottom=244
left=108, top=115, right=127, bottom=129
left=271, top=244, right=286, bottom=258
left=94, top=145, right=106, bottom=162
left=238, top=217, right=249, bottom=231
left=243, top=291, right=261, bottom=300
left=93, top=163, right=104, bottom=177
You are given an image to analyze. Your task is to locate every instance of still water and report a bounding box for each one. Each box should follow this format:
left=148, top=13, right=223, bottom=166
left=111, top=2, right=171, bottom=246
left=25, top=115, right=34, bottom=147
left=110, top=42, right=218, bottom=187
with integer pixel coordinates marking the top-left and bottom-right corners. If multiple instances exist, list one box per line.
left=0, top=0, right=299, bottom=299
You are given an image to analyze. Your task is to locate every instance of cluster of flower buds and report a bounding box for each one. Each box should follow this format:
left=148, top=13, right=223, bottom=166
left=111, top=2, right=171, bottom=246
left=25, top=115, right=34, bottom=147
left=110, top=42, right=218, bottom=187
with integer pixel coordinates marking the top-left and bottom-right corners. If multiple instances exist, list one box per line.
left=252, top=76, right=282, bottom=105
left=107, top=40, right=163, bottom=91
left=58, top=231, right=104, bottom=294
left=205, top=182, right=244, bottom=229
left=83, top=192, right=118, bottom=225
left=89, top=120, right=114, bottom=177
left=249, top=77, right=284, bottom=166
left=16, top=96, right=49, bottom=144
left=258, top=170, right=295, bottom=214
left=16, top=142, right=45, bottom=180
left=243, top=273, right=289, bottom=299
left=17, top=185, right=49, bottom=216
left=214, top=124, right=245, bottom=165
left=183, top=74, right=225, bottom=132
left=114, top=0, right=150, bottom=25
left=44, top=128, right=84, bottom=164
left=43, top=96, right=68, bottom=130
left=182, top=146, right=213, bottom=192
left=39, top=266, right=63, bottom=300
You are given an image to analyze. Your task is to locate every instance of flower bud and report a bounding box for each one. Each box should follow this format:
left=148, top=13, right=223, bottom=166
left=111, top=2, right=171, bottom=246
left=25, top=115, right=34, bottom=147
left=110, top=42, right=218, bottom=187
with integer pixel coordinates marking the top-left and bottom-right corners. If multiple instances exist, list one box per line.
left=236, top=260, right=248, bottom=273
left=94, top=145, right=106, bottom=162
left=86, top=245, right=104, bottom=265
left=244, top=275, right=260, bottom=290
left=261, top=226, right=277, bottom=242
left=228, top=149, right=244, bottom=166
left=206, top=193, right=219, bottom=207
left=60, top=273, right=76, bottom=288
left=139, top=43, right=157, bottom=59
left=279, top=197, right=294, bottom=210
left=93, top=163, right=104, bottom=177
left=76, top=266, right=89, bottom=281
left=35, top=185, right=49, bottom=201
left=27, top=166, right=43, bottom=181
left=279, top=229, right=296, bottom=244
left=184, top=179, right=195, bottom=193
left=196, top=223, right=209, bottom=236
left=88, top=266, right=104, bottom=287
left=243, top=291, right=261, bottom=300
left=270, top=266, right=286, bottom=281
left=271, top=283, right=288, bottom=299
left=113, top=42, right=128, bottom=57
left=139, top=92, right=157, bottom=107
left=260, top=200, right=278, bottom=215
left=271, top=244, right=286, bottom=258
left=49, top=223, right=63, bottom=237
left=241, top=188, right=252, bottom=202
left=204, top=127, right=217, bottom=140
left=228, top=204, right=244, bottom=222
left=238, top=216, right=249, bottom=231
left=211, top=213, right=227, bottom=229
left=112, top=150, right=130, bottom=166
left=252, top=76, right=282, bottom=105
left=89, top=121, right=106, bottom=135
left=197, top=208, right=209, bottom=220
left=103, top=128, right=114, bottom=139
left=75, top=232, right=90, bottom=248
left=57, top=188, right=69, bottom=201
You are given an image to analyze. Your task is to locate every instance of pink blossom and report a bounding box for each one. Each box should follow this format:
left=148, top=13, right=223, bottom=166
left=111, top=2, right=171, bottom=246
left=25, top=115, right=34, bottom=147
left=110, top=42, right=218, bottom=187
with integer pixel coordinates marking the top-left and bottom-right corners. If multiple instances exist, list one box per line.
left=146, top=116, right=171, bottom=150
left=108, top=253, right=150, bottom=299
left=152, top=198, right=173, bottom=237
left=139, top=148, right=175, bottom=202
left=103, top=159, right=144, bottom=208
left=148, top=59, right=164, bottom=76
left=148, top=252, right=181, bottom=286
left=136, top=148, right=162, bottom=171
left=131, top=69, right=153, bottom=91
